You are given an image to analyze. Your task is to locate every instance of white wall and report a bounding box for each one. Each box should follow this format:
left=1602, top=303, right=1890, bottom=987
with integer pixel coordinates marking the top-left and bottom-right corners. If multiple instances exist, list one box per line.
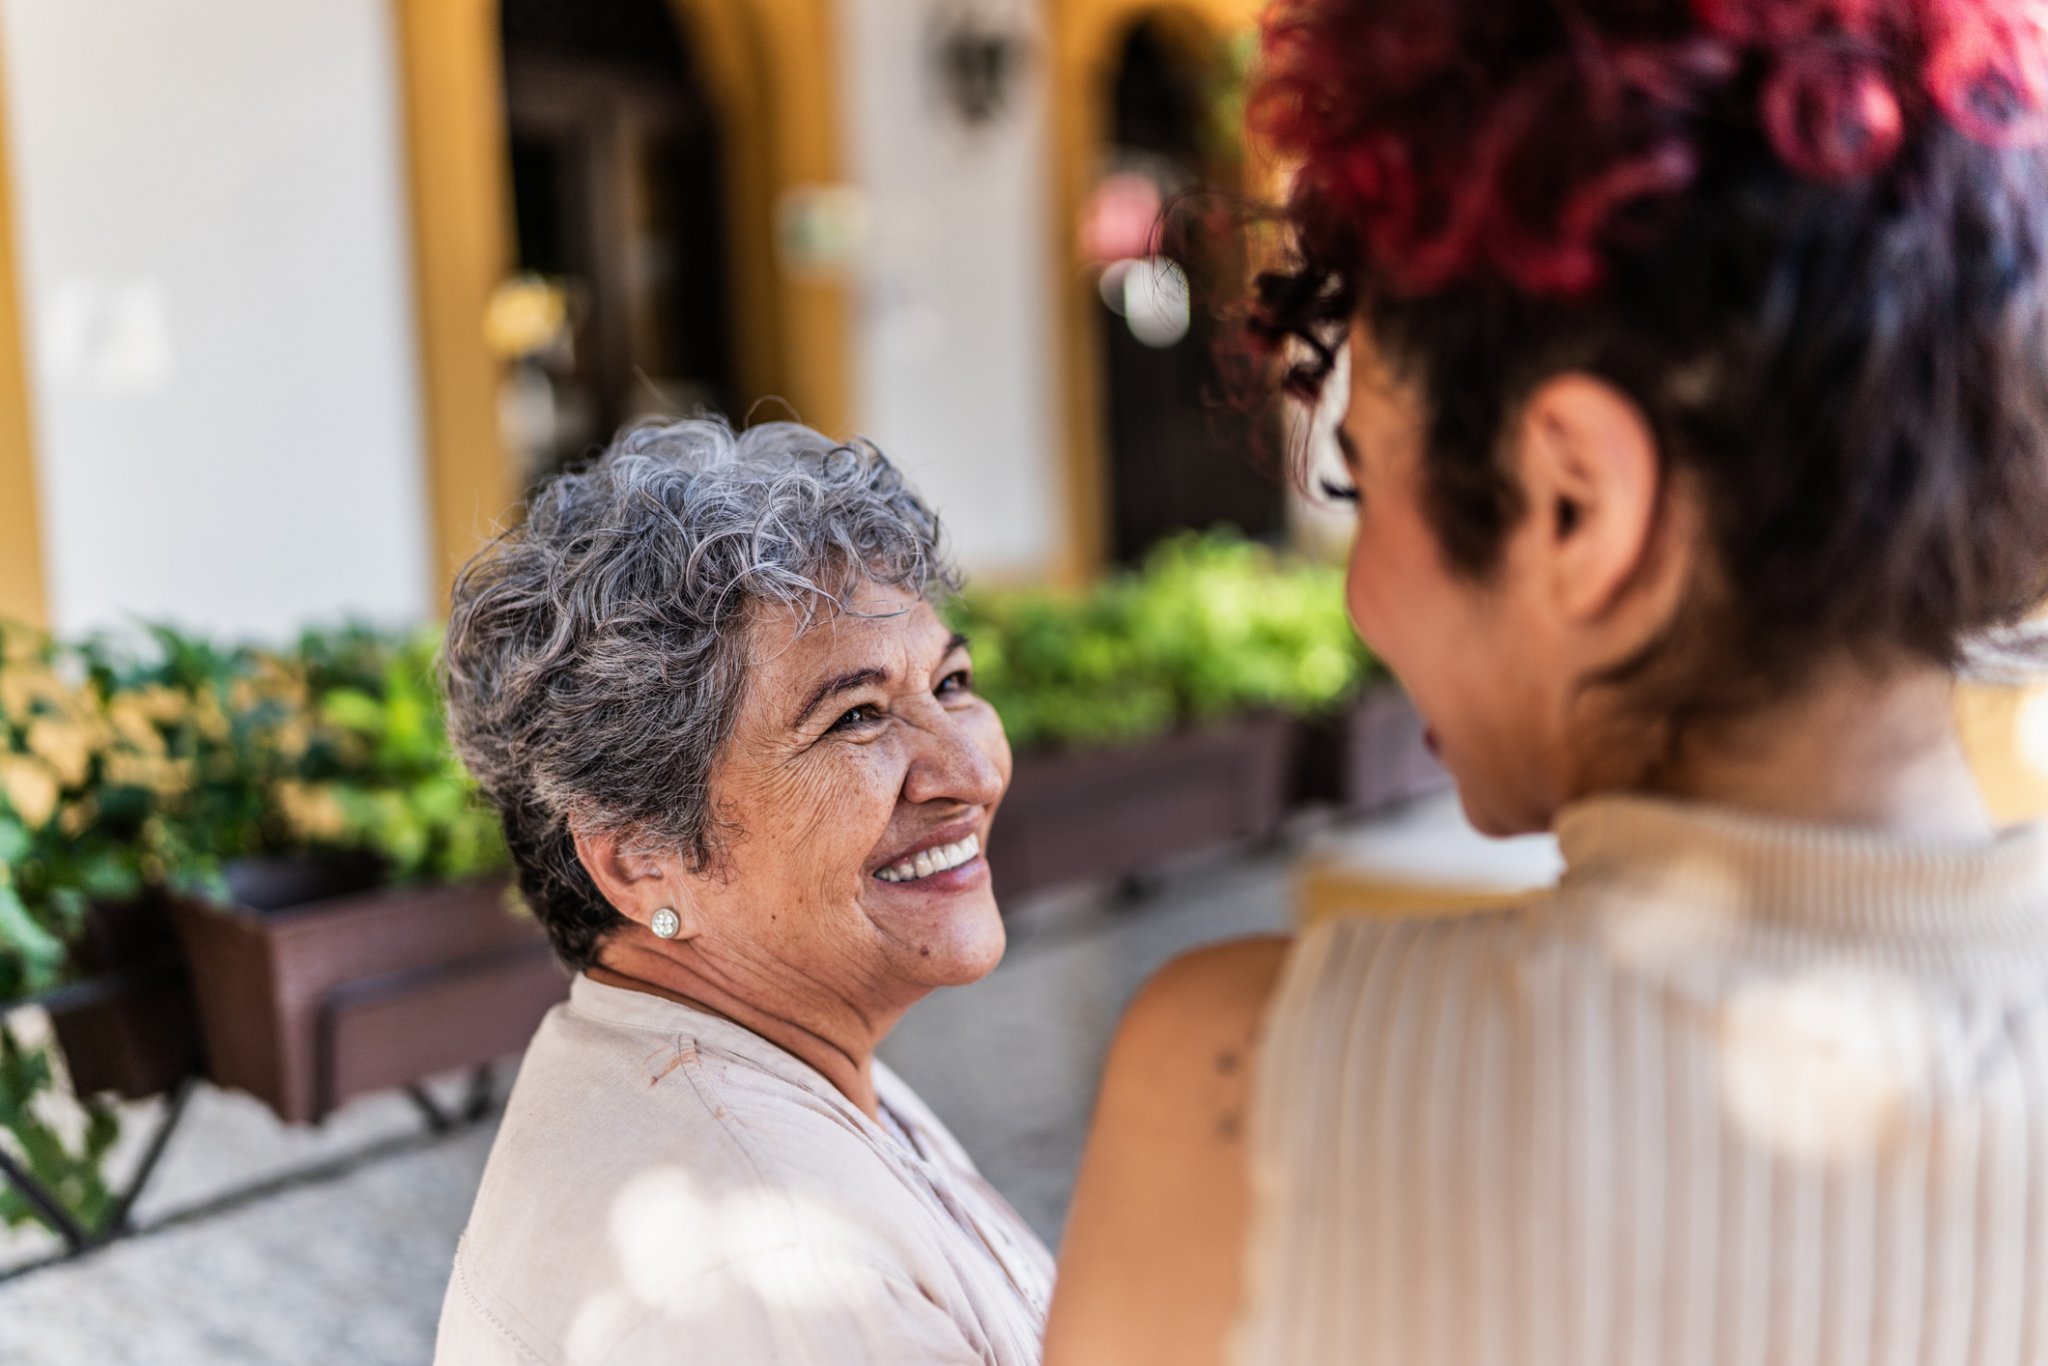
left=1, top=0, right=431, bottom=639
left=837, top=0, right=1063, bottom=581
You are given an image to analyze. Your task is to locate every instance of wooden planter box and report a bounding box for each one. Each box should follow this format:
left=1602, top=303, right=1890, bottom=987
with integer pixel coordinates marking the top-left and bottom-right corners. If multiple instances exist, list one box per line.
left=1295, top=684, right=1452, bottom=817
left=990, top=713, right=1298, bottom=904
left=170, top=878, right=568, bottom=1125
left=45, top=897, right=201, bottom=1101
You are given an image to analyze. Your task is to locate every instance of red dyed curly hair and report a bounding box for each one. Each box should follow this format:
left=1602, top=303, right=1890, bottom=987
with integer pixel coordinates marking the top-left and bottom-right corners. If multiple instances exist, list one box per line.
left=1253, top=0, right=2048, bottom=296
left=1246, top=0, right=2048, bottom=707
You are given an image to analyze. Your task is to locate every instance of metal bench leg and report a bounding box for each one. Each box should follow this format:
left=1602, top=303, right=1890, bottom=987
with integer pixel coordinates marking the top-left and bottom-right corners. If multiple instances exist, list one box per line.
left=404, top=1084, right=455, bottom=1134
left=104, top=1076, right=197, bottom=1237
left=0, top=1141, right=93, bottom=1253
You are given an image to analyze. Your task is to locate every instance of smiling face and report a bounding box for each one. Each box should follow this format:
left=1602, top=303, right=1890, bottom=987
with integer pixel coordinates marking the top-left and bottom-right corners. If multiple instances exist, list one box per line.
left=665, top=585, right=1013, bottom=1010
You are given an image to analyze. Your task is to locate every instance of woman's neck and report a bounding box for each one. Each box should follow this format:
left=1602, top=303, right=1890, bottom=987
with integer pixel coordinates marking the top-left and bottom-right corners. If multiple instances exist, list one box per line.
left=1630, top=663, right=1994, bottom=838
left=585, top=945, right=904, bottom=1118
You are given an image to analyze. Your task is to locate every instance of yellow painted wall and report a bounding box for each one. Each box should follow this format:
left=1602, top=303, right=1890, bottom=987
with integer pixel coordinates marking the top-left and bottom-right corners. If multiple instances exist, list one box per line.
left=393, top=0, right=519, bottom=602
left=392, top=0, right=849, bottom=602
left=732, top=0, right=850, bottom=436
left=0, top=33, right=46, bottom=629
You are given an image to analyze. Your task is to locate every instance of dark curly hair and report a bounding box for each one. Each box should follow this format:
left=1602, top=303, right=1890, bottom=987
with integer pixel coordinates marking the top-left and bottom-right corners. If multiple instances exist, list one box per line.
left=1247, top=0, right=2048, bottom=712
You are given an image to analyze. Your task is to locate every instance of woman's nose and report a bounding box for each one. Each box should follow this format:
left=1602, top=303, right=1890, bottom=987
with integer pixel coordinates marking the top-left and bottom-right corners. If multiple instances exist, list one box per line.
left=903, top=708, right=1006, bottom=808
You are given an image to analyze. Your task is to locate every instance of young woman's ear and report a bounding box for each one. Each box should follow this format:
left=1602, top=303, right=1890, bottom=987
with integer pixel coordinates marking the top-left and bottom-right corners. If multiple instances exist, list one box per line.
left=1514, top=374, right=1665, bottom=623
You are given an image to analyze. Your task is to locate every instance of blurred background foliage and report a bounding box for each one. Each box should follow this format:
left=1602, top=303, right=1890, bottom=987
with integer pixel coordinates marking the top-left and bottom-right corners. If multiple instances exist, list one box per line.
left=0, top=622, right=507, bottom=1006
left=0, top=621, right=510, bottom=1235
left=950, top=529, right=1376, bottom=751
left=0, top=530, right=1376, bottom=1234
left=3, top=528, right=1372, bottom=1000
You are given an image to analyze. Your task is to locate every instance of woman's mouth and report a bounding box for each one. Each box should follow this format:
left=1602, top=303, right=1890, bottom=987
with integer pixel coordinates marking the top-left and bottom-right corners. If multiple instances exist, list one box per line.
left=875, top=832, right=982, bottom=883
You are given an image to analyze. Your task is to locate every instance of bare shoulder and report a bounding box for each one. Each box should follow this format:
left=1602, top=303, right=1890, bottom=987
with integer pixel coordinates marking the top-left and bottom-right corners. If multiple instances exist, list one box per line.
left=1103, top=934, right=1291, bottom=1111
left=1126, top=933, right=1293, bottom=1023
left=1042, top=935, right=1292, bottom=1366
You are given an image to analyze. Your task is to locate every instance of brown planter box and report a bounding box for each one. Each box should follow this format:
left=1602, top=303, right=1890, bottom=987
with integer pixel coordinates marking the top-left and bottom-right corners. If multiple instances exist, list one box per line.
left=46, top=898, right=200, bottom=1100
left=170, top=878, right=568, bottom=1125
left=990, top=713, right=1298, bottom=904
left=1296, top=684, right=1452, bottom=816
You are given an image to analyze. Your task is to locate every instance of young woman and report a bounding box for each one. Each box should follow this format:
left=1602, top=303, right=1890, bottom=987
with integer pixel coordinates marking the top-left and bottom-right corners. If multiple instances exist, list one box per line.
left=1045, top=1, right=2048, bottom=1362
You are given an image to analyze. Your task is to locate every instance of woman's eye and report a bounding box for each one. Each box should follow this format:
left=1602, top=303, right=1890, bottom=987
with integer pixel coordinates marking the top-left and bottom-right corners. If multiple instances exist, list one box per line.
left=936, top=669, right=972, bottom=697
left=1319, top=477, right=1361, bottom=506
left=827, top=704, right=879, bottom=733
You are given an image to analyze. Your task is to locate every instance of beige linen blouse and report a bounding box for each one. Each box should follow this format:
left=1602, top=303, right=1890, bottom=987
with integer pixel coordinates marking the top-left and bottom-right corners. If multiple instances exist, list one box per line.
left=436, top=975, right=1053, bottom=1365
left=1239, top=796, right=2048, bottom=1365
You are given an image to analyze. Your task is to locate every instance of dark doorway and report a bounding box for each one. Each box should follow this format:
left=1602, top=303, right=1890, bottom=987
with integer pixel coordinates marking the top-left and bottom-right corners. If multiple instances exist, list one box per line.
left=1096, top=19, right=1280, bottom=566
left=500, top=0, right=735, bottom=478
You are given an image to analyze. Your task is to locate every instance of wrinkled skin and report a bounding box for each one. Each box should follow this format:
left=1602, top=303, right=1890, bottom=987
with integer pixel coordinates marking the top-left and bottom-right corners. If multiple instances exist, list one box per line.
left=580, top=586, right=1011, bottom=1115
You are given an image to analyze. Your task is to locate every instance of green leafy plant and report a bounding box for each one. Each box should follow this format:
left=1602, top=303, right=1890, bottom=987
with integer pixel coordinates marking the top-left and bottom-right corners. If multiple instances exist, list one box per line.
left=947, top=587, right=1178, bottom=752
left=298, top=625, right=506, bottom=883
left=1, top=625, right=223, bottom=1002
left=0, top=618, right=506, bottom=1237
left=0, top=621, right=221, bottom=1242
left=948, top=529, right=1375, bottom=752
left=1119, top=532, right=1371, bottom=720
left=0, top=1023, right=118, bottom=1235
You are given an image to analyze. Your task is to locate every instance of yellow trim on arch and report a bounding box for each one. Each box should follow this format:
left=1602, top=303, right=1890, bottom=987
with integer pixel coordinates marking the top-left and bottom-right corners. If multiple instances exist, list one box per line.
left=0, top=30, right=47, bottom=629
left=391, top=0, right=850, bottom=602
left=1045, top=0, right=1267, bottom=583
left=659, top=0, right=849, bottom=436
left=393, top=0, right=519, bottom=599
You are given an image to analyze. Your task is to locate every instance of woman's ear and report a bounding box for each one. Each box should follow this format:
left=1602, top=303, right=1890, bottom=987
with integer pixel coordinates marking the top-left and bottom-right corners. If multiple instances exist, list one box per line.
left=1514, top=374, right=1665, bottom=624
left=572, top=825, right=698, bottom=939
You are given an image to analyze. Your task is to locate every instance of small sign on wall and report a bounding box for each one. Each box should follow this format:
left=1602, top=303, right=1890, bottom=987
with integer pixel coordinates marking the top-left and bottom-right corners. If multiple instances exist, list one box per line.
left=775, top=184, right=872, bottom=281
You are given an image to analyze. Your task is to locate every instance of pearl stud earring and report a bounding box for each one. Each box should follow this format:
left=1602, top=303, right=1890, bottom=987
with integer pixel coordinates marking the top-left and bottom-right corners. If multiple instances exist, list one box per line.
left=650, top=907, right=681, bottom=940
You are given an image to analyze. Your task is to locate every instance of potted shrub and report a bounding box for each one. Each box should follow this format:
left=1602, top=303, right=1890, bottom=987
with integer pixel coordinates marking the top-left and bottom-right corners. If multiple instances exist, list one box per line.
left=166, top=624, right=561, bottom=1125
left=0, top=625, right=233, bottom=1086
left=1295, top=685, right=1451, bottom=815
left=954, top=533, right=1365, bottom=901
left=950, top=579, right=1284, bottom=901
left=0, top=624, right=228, bottom=1239
left=0, top=619, right=560, bottom=1236
left=1113, top=531, right=1445, bottom=816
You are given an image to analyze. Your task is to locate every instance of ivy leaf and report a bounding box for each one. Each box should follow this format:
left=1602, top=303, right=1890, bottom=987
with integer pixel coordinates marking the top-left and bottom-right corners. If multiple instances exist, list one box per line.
left=0, top=815, right=27, bottom=867
left=0, top=1022, right=119, bottom=1236
left=319, top=689, right=384, bottom=735
left=76, top=852, right=143, bottom=904
left=0, top=882, right=65, bottom=989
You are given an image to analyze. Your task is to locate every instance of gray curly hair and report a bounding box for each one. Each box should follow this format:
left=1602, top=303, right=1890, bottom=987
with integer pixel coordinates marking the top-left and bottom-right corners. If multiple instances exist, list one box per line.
left=443, top=416, right=958, bottom=969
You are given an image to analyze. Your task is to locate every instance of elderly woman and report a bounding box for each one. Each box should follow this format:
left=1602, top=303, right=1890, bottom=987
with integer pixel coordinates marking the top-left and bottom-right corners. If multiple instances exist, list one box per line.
left=433, top=419, right=1050, bottom=1365
left=1046, top=0, right=2048, bottom=1362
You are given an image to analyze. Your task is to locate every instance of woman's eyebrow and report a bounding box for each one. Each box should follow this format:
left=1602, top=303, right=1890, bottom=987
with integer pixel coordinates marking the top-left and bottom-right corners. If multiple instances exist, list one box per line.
left=789, top=634, right=972, bottom=728
left=791, top=666, right=889, bottom=728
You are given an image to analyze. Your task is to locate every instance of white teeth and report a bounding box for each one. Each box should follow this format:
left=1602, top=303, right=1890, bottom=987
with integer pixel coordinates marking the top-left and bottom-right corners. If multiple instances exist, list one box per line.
left=876, top=832, right=981, bottom=883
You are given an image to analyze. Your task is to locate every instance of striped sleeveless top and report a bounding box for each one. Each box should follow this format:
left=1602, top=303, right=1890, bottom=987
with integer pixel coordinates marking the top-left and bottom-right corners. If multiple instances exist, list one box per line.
left=1238, top=796, right=2048, bottom=1365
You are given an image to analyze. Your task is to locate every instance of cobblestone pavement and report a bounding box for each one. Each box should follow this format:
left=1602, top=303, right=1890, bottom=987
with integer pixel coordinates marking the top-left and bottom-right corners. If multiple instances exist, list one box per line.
left=0, top=845, right=1295, bottom=1366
